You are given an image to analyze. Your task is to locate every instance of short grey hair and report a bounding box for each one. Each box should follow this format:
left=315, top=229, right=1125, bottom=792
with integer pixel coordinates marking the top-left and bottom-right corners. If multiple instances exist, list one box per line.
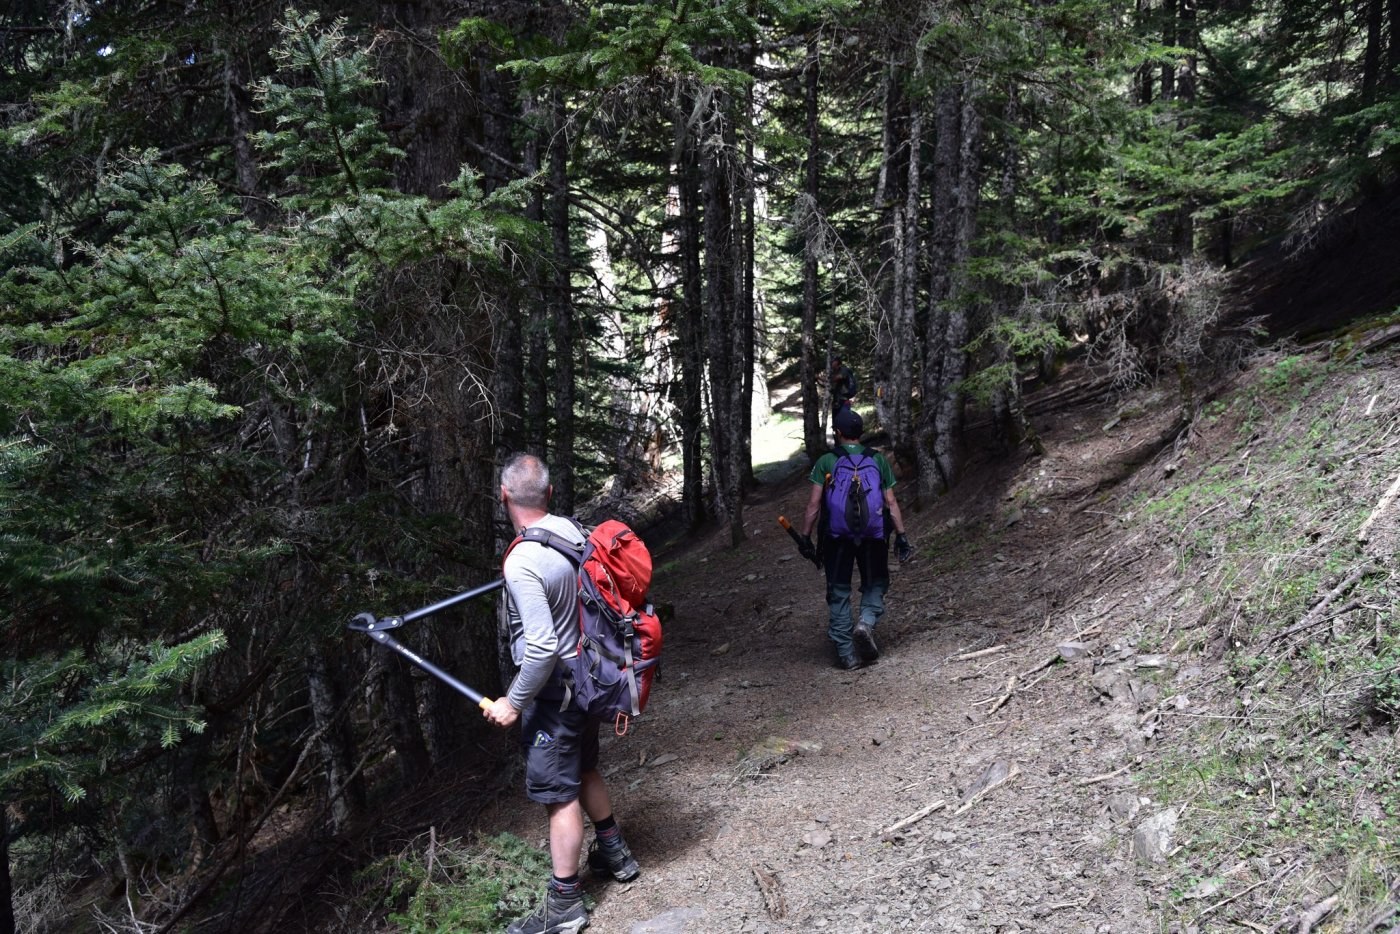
left=501, top=453, right=550, bottom=509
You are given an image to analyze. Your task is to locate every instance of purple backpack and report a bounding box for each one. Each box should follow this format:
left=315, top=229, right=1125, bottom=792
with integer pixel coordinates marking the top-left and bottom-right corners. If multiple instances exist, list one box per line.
left=824, top=447, right=885, bottom=542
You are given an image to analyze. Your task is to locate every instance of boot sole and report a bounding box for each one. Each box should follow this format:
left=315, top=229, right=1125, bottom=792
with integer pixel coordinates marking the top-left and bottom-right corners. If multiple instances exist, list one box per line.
left=853, top=627, right=879, bottom=661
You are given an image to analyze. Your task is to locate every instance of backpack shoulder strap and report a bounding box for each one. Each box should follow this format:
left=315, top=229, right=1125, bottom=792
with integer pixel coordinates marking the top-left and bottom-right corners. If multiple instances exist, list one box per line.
left=505, top=526, right=585, bottom=566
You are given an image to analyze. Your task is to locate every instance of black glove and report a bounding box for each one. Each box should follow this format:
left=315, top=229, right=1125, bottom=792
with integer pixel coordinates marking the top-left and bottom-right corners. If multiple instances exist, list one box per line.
left=895, top=533, right=912, bottom=563
left=799, top=533, right=820, bottom=567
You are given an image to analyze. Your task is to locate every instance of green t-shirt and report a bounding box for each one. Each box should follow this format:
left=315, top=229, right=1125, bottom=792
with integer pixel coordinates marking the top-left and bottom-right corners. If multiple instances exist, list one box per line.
left=809, top=444, right=896, bottom=490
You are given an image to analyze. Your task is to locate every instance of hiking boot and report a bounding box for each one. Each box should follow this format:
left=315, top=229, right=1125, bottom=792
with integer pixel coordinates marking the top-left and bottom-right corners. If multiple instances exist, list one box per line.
left=587, top=838, right=641, bottom=882
left=505, top=888, right=588, bottom=934
left=853, top=623, right=880, bottom=662
left=835, top=652, right=862, bottom=671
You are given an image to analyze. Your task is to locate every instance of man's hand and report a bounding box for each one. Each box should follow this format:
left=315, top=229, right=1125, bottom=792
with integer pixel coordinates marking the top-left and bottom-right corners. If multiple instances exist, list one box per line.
left=799, top=533, right=820, bottom=568
left=895, top=533, right=913, bottom=563
left=483, top=696, right=520, bottom=729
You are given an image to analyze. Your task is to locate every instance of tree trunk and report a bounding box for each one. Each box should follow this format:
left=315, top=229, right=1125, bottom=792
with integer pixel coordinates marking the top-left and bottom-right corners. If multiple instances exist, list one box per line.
left=740, top=79, right=758, bottom=490
left=931, top=86, right=982, bottom=488
left=1363, top=0, right=1384, bottom=103
left=1174, top=0, right=1198, bottom=258
left=890, top=71, right=923, bottom=464
left=482, top=57, right=526, bottom=455
left=1161, top=0, right=1177, bottom=101
left=872, top=63, right=903, bottom=437
left=523, top=93, right=550, bottom=458
left=1388, top=0, right=1400, bottom=90
left=222, top=53, right=261, bottom=220
left=917, top=83, right=980, bottom=499
left=916, top=85, right=960, bottom=505
left=380, top=657, right=431, bottom=784
left=2, top=804, right=15, bottom=934
left=673, top=92, right=708, bottom=530
left=701, top=88, right=745, bottom=545
left=307, top=643, right=365, bottom=835
left=548, top=91, right=577, bottom=514
left=801, top=35, right=824, bottom=459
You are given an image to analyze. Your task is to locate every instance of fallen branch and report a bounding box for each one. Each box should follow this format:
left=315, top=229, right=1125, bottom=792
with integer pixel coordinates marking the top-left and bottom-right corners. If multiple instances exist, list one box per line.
left=1267, top=566, right=1377, bottom=645
left=880, top=799, right=947, bottom=839
left=1197, top=860, right=1299, bottom=924
left=1358, top=469, right=1400, bottom=544
left=953, top=644, right=1007, bottom=662
left=954, top=762, right=1019, bottom=816
left=751, top=864, right=787, bottom=920
left=974, top=675, right=1019, bottom=714
left=1294, top=894, right=1338, bottom=934
left=1077, top=765, right=1130, bottom=787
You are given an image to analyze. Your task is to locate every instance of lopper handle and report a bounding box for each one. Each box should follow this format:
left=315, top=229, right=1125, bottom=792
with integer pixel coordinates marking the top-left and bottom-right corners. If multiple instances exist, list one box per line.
left=778, top=516, right=821, bottom=569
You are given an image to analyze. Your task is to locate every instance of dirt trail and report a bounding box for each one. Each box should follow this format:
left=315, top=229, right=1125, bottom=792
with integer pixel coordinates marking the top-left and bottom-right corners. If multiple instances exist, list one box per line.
left=481, top=389, right=1193, bottom=933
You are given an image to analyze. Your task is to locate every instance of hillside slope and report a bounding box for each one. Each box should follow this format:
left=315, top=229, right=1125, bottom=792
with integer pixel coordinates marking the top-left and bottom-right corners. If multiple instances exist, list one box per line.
left=468, top=333, right=1400, bottom=934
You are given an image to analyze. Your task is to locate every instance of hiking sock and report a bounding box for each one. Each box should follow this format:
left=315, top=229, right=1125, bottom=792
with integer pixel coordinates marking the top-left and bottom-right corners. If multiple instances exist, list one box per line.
left=594, top=816, right=621, bottom=850
left=549, top=875, right=583, bottom=899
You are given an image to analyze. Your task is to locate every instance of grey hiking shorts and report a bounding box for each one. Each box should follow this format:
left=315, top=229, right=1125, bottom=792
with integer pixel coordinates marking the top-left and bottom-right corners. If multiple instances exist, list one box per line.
left=521, top=691, right=600, bottom=804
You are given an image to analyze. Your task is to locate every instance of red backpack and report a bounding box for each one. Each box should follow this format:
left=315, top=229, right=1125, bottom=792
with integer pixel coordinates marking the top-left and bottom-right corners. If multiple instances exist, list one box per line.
left=505, top=519, right=663, bottom=733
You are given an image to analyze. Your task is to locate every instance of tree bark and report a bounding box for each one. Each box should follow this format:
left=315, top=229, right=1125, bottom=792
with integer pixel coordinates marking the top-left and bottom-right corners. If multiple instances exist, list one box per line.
left=891, top=67, right=923, bottom=464
left=672, top=102, right=705, bottom=529
left=307, top=643, right=365, bottom=835
left=222, top=52, right=261, bottom=220
left=1, top=806, right=14, bottom=934
left=918, top=83, right=981, bottom=500
left=1161, top=0, right=1177, bottom=101
left=1388, top=0, right=1400, bottom=90
left=740, top=79, right=758, bottom=490
left=801, top=35, right=824, bottom=459
left=523, top=91, right=550, bottom=459
left=548, top=91, right=577, bottom=514
left=700, top=88, right=746, bottom=544
left=872, top=62, right=903, bottom=437
left=1363, top=0, right=1384, bottom=103
left=931, top=87, right=982, bottom=489
left=380, top=656, right=431, bottom=784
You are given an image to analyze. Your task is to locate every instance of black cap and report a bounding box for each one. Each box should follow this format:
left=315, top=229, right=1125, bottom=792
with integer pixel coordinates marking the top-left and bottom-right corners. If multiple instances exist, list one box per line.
left=834, top=407, right=863, bottom=439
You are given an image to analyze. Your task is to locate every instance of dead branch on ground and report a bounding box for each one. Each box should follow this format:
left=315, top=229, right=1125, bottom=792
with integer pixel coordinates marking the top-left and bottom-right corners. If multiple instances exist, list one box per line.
left=880, top=800, right=947, bottom=839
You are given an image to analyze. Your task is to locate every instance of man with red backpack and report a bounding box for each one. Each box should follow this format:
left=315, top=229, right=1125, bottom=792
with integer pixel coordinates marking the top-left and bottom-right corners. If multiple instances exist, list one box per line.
left=484, top=453, right=640, bottom=934
left=799, top=408, right=912, bottom=670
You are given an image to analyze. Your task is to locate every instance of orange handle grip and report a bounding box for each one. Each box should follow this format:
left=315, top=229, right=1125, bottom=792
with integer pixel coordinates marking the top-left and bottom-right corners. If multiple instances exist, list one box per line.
left=778, top=516, right=793, bottom=530
left=478, top=697, right=493, bottom=711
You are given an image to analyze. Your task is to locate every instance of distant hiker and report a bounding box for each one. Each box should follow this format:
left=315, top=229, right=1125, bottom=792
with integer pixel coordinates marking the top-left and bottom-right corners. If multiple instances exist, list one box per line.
left=799, top=408, right=912, bottom=669
left=485, top=452, right=639, bottom=934
left=828, top=355, right=857, bottom=413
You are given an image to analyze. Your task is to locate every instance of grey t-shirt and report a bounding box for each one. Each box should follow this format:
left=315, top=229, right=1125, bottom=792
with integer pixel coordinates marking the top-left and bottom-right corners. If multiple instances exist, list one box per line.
left=503, top=513, right=586, bottom=710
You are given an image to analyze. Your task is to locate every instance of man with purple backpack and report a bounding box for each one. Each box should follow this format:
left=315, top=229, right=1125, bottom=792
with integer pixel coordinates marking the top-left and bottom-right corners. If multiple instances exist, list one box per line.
left=799, top=408, right=912, bottom=670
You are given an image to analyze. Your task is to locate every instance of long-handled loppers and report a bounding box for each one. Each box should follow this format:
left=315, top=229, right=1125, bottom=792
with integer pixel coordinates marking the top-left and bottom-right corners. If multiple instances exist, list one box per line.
left=347, top=578, right=506, bottom=710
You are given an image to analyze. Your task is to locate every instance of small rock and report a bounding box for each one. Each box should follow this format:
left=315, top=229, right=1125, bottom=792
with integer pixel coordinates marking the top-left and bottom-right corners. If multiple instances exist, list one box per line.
left=1132, top=810, right=1178, bottom=863
left=711, top=642, right=731, bottom=656
left=1107, top=792, right=1141, bottom=821
left=1182, top=878, right=1222, bottom=900
left=648, top=753, right=679, bottom=768
left=630, top=907, right=707, bottom=934
left=1058, top=642, right=1093, bottom=661
left=802, top=827, right=832, bottom=850
left=1091, top=666, right=1131, bottom=701
left=1135, top=654, right=1171, bottom=669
